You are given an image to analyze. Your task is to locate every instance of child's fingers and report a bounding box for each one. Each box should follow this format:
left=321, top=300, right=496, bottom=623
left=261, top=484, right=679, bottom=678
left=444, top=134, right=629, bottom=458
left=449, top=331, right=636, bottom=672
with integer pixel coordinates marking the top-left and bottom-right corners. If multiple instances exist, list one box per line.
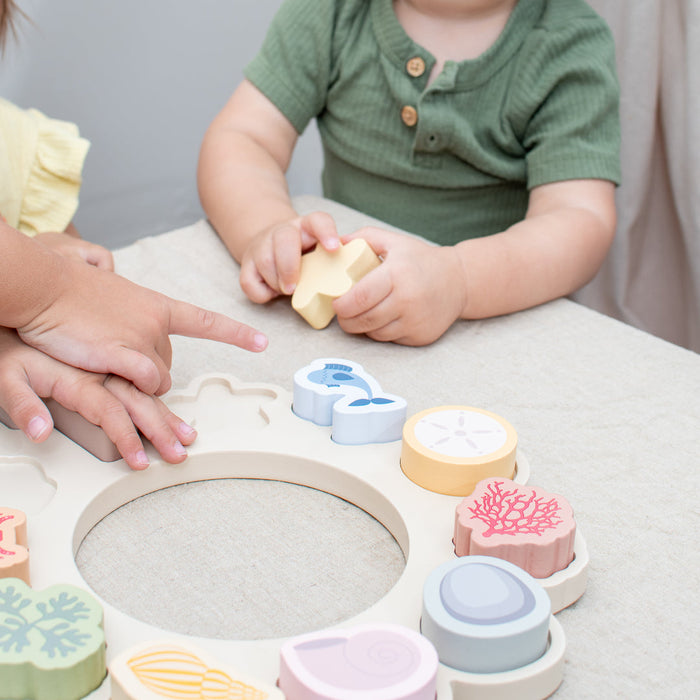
left=51, top=376, right=151, bottom=470
left=299, top=211, right=341, bottom=251
left=83, top=244, right=114, bottom=270
left=341, top=226, right=392, bottom=258
left=334, top=265, right=392, bottom=320
left=166, top=299, right=268, bottom=352
left=271, top=224, right=305, bottom=295
left=240, top=259, right=280, bottom=303
left=103, top=376, right=189, bottom=465
left=0, top=371, right=54, bottom=442
left=79, top=345, right=165, bottom=396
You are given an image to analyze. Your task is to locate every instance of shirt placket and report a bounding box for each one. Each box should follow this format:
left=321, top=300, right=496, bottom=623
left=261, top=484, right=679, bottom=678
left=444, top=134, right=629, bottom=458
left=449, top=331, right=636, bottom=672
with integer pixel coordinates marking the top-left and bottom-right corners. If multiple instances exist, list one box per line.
left=398, top=54, right=457, bottom=169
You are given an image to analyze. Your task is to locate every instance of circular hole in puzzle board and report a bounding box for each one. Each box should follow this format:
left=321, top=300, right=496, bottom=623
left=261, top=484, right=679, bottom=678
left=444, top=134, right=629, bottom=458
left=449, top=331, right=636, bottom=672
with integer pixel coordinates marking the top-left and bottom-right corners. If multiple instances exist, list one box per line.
left=76, top=476, right=406, bottom=641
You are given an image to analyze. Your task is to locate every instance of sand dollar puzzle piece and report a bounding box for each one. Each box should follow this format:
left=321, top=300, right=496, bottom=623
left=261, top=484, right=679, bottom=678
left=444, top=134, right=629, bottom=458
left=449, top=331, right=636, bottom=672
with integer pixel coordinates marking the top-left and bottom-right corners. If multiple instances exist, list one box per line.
left=0, top=577, right=105, bottom=700
left=293, top=358, right=407, bottom=444
left=291, top=238, right=381, bottom=329
left=401, top=406, right=518, bottom=496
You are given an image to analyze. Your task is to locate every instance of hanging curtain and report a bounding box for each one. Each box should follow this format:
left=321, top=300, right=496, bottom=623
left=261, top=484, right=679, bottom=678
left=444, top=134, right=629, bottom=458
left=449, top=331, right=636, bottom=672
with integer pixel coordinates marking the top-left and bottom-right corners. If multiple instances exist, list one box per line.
left=576, top=0, right=700, bottom=352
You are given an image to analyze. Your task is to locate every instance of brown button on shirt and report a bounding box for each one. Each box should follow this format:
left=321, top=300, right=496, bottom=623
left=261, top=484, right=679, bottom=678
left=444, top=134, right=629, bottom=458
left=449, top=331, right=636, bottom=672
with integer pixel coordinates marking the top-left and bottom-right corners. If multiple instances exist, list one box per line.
left=406, top=56, right=426, bottom=77
left=401, top=105, right=418, bottom=127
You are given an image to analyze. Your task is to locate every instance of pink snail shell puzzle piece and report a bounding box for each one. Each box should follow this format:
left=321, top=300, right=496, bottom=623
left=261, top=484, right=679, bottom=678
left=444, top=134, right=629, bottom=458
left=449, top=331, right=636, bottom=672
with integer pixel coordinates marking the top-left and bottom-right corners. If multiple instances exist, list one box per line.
left=0, top=577, right=106, bottom=700
left=293, top=358, right=407, bottom=445
left=0, top=401, right=120, bottom=462
left=109, top=639, right=284, bottom=700
left=0, top=507, right=29, bottom=583
left=454, top=478, right=576, bottom=579
left=291, top=238, right=381, bottom=330
left=278, top=623, right=439, bottom=700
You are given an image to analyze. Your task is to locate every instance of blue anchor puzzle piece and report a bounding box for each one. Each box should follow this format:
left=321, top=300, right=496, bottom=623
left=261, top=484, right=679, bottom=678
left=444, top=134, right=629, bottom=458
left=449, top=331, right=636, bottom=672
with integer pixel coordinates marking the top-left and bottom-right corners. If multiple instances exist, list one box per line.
left=293, top=359, right=407, bottom=445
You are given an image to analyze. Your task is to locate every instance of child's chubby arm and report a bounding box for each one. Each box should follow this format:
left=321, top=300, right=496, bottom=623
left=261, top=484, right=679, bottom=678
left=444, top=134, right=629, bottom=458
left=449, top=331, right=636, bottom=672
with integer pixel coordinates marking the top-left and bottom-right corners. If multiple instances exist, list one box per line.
left=334, top=178, right=616, bottom=345
left=1, top=220, right=268, bottom=395
left=198, top=80, right=341, bottom=302
left=0, top=327, right=196, bottom=470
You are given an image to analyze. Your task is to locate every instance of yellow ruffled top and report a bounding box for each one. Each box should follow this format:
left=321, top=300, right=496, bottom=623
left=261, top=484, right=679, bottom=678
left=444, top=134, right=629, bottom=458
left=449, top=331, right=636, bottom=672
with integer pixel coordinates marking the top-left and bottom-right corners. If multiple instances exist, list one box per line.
left=0, top=97, right=90, bottom=236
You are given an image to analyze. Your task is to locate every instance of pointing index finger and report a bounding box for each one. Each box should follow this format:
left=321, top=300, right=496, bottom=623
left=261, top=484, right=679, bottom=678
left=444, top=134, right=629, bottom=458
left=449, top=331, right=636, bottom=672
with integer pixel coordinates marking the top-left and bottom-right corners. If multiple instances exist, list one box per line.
left=167, top=301, right=268, bottom=352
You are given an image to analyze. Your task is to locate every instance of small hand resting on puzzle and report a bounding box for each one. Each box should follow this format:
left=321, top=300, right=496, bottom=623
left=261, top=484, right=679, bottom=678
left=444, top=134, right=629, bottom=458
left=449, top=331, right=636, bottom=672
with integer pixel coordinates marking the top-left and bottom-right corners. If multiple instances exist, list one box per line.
left=0, top=222, right=268, bottom=469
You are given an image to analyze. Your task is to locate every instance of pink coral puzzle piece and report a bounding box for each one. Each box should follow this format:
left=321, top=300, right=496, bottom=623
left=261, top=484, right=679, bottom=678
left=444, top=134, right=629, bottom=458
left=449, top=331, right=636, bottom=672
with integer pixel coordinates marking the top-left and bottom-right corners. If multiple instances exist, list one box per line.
left=291, top=238, right=381, bottom=329
left=279, top=623, right=439, bottom=700
left=454, top=477, right=576, bottom=578
left=0, top=507, right=29, bottom=584
left=0, top=401, right=120, bottom=462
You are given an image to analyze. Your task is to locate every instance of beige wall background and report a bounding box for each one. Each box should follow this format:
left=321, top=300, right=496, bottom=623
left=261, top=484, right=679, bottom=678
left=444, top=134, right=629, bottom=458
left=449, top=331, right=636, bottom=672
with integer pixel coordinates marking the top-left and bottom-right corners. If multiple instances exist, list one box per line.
left=1, top=1, right=697, bottom=352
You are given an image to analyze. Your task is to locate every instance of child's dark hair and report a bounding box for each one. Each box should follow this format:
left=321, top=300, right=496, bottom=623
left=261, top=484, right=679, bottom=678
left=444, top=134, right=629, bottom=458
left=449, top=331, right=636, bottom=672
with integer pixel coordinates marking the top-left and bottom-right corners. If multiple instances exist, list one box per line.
left=1, top=0, right=25, bottom=50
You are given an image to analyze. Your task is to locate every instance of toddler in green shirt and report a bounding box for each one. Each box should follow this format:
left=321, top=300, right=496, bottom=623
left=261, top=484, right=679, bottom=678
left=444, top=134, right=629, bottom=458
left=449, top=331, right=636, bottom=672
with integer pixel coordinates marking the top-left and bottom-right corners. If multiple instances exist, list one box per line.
left=198, top=0, right=621, bottom=346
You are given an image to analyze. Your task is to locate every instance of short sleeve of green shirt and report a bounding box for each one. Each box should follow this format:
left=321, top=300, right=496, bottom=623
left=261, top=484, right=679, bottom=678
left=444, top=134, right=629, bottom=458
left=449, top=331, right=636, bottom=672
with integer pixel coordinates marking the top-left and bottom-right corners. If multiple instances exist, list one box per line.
left=244, top=0, right=339, bottom=134
left=512, top=9, right=621, bottom=188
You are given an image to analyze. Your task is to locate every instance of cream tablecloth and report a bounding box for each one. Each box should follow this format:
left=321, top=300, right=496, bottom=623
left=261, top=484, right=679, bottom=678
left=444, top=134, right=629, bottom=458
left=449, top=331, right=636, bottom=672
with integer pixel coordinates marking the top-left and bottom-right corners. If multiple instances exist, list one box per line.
left=5, top=196, right=699, bottom=698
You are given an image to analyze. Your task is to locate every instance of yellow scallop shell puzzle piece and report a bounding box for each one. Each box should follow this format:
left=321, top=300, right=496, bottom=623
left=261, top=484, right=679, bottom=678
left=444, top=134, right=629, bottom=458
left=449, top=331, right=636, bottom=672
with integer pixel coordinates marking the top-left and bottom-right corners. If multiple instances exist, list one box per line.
left=110, top=640, right=284, bottom=700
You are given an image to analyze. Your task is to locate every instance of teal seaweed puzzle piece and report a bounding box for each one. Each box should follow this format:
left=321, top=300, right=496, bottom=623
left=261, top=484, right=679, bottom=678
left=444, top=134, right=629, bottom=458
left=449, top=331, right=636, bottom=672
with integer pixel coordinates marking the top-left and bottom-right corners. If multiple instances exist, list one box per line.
left=293, top=358, right=407, bottom=445
left=0, top=577, right=106, bottom=700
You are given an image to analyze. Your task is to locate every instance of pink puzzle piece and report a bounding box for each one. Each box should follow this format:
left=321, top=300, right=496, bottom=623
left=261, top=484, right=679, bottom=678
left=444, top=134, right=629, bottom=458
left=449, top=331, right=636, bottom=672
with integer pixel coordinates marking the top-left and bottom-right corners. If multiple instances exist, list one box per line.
left=279, top=623, right=438, bottom=700
left=0, top=507, right=29, bottom=583
left=0, top=402, right=120, bottom=462
left=454, top=478, right=576, bottom=578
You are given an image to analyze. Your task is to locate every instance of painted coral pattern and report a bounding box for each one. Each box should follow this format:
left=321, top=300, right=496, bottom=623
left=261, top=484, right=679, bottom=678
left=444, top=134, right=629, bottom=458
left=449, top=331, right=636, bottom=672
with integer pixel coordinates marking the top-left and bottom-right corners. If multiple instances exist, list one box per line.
left=467, top=480, right=562, bottom=537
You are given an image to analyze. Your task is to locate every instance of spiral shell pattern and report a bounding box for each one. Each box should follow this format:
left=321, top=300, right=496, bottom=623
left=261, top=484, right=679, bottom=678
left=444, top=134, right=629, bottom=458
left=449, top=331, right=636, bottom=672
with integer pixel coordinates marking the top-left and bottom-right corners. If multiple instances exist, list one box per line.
left=126, top=647, right=268, bottom=699
left=344, top=630, right=418, bottom=678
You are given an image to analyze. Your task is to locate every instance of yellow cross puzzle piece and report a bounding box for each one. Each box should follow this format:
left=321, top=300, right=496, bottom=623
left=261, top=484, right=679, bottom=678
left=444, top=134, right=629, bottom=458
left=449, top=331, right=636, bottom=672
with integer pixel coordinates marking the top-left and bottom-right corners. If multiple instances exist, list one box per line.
left=291, top=238, right=381, bottom=329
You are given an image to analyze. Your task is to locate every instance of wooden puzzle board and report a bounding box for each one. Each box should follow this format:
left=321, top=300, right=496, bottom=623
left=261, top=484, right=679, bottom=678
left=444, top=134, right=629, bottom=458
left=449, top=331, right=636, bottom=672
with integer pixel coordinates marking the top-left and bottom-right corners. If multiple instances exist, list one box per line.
left=0, top=372, right=584, bottom=698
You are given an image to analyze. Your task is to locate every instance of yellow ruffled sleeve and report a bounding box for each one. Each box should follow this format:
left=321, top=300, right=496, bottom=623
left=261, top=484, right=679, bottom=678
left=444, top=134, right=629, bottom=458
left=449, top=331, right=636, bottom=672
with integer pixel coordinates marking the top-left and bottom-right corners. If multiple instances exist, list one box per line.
left=0, top=98, right=90, bottom=236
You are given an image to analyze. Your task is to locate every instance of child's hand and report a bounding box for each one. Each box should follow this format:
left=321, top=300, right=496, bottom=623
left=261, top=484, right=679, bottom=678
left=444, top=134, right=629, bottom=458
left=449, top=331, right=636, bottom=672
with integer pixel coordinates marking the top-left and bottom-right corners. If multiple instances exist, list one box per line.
left=34, top=230, right=114, bottom=270
left=333, top=228, right=468, bottom=346
left=16, top=255, right=268, bottom=396
left=240, top=211, right=341, bottom=302
left=0, top=327, right=196, bottom=470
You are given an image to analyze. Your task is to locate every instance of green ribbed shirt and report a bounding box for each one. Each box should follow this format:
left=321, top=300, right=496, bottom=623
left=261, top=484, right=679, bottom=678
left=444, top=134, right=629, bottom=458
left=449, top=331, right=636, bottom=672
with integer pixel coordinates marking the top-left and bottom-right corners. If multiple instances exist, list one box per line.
left=246, top=0, right=621, bottom=245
